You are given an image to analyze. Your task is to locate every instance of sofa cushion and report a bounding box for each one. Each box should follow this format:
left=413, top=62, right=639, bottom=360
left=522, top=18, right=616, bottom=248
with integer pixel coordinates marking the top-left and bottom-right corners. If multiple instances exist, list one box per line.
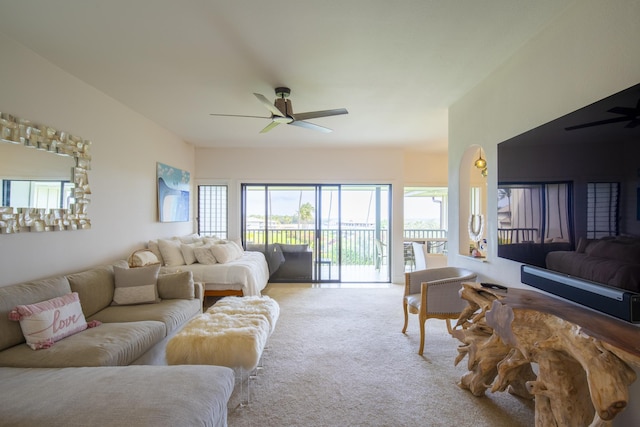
left=585, top=238, right=640, bottom=263
left=0, top=321, right=166, bottom=367
left=9, top=292, right=89, bottom=350
left=112, top=264, right=161, bottom=306
left=157, top=271, right=195, bottom=300
left=0, top=276, right=72, bottom=352
left=0, top=365, right=235, bottom=427
left=67, top=261, right=127, bottom=318
left=90, top=299, right=201, bottom=335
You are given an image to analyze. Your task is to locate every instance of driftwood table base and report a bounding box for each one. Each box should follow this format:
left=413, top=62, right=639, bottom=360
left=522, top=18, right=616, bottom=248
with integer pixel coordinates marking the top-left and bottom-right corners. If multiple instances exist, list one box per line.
left=452, top=283, right=640, bottom=427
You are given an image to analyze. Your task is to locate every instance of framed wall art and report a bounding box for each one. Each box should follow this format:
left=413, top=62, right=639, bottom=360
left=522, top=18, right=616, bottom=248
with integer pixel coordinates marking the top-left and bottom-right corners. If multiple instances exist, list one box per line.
left=157, top=162, right=190, bottom=222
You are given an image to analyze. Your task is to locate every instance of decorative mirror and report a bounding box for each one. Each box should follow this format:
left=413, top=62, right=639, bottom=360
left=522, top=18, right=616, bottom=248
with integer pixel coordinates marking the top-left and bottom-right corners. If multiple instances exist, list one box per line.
left=468, top=213, right=485, bottom=242
left=0, top=113, right=91, bottom=233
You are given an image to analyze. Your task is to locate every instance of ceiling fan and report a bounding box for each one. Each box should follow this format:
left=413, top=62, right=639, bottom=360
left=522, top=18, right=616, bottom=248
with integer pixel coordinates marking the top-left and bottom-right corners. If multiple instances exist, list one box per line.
left=565, top=97, right=640, bottom=130
left=210, top=87, right=348, bottom=133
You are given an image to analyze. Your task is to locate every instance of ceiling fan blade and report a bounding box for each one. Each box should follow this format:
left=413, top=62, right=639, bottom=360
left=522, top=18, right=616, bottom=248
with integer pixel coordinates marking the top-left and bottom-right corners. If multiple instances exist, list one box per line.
left=625, top=119, right=640, bottom=128
left=564, top=116, right=631, bottom=130
left=259, top=121, right=280, bottom=133
left=293, top=108, right=348, bottom=121
left=209, top=113, right=270, bottom=119
left=289, top=120, right=332, bottom=133
left=254, top=93, right=285, bottom=117
left=607, top=106, right=638, bottom=116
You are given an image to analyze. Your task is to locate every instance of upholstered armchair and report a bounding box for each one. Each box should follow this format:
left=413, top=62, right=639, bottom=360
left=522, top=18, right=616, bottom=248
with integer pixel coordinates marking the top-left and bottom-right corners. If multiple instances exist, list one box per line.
left=402, top=267, right=477, bottom=355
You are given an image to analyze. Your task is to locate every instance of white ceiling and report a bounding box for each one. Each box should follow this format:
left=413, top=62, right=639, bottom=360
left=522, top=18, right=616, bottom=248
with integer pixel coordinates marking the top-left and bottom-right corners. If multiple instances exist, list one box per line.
left=0, top=0, right=574, bottom=151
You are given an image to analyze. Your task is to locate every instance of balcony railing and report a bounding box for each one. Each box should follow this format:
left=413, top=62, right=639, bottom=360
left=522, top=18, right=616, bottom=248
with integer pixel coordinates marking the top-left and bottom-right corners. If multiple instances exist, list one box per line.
left=244, top=228, right=447, bottom=266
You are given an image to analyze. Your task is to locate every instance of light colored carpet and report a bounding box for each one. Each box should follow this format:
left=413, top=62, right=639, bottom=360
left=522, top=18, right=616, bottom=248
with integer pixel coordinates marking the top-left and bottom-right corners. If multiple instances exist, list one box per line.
left=227, top=283, right=534, bottom=427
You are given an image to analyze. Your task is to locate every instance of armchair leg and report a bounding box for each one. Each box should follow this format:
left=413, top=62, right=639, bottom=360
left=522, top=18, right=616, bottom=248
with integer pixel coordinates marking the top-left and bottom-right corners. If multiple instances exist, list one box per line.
left=418, top=317, right=426, bottom=355
left=402, top=301, right=409, bottom=334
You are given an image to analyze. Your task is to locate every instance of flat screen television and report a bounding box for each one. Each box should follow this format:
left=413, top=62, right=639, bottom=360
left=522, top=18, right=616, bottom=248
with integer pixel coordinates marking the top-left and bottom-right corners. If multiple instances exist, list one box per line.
left=497, top=83, right=640, bottom=322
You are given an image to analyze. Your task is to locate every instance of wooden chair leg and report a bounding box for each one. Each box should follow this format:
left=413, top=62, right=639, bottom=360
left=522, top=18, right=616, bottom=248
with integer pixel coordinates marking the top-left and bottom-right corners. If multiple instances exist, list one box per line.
left=402, top=301, right=409, bottom=333
left=418, top=318, right=426, bottom=355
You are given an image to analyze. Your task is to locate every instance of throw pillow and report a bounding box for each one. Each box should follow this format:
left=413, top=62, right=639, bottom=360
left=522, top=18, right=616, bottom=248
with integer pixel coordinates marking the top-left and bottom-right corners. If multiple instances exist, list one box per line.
left=230, top=240, right=245, bottom=254
left=112, top=264, right=161, bottom=306
left=157, top=271, right=195, bottom=300
left=178, top=233, right=202, bottom=244
left=147, top=240, right=165, bottom=265
left=194, top=244, right=217, bottom=264
left=180, top=242, right=203, bottom=265
left=157, top=238, right=186, bottom=266
left=202, top=235, right=223, bottom=245
left=8, top=292, right=94, bottom=350
left=210, top=241, right=243, bottom=263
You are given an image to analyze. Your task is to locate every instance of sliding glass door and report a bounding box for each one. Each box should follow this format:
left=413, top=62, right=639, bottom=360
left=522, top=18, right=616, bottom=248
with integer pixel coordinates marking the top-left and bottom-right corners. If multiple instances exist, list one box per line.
left=241, top=184, right=391, bottom=283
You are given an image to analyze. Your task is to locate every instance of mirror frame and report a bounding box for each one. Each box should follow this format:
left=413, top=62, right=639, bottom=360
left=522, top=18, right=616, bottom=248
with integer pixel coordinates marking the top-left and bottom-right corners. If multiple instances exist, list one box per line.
left=0, top=113, right=91, bottom=233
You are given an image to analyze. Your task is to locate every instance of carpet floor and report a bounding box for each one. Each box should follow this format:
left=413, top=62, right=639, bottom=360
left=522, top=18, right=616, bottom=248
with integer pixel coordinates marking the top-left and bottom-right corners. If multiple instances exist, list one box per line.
left=226, top=283, right=534, bottom=427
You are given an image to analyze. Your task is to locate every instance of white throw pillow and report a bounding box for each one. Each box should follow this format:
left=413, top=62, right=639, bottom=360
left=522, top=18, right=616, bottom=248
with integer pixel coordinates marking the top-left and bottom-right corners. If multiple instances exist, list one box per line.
left=230, top=240, right=245, bottom=254
left=193, top=245, right=217, bottom=264
left=178, top=233, right=202, bottom=244
left=203, top=236, right=223, bottom=245
left=210, top=241, right=243, bottom=263
left=180, top=242, right=203, bottom=265
left=158, top=238, right=186, bottom=266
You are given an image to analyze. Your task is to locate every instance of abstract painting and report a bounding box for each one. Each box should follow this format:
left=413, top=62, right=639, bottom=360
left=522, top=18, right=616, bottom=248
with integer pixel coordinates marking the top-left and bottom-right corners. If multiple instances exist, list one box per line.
left=157, top=162, right=190, bottom=222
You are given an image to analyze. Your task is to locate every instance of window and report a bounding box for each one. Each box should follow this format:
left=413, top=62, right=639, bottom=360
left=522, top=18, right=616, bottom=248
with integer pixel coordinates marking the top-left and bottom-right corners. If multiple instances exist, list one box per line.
left=2, top=179, right=73, bottom=209
left=403, top=187, right=447, bottom=235
left=497, top=182, right=572, bottom=244
left=241, top=183, right=391, bottom=282
left=587, top=182, right=619, bottom=239
left=197, top=185, right=228, bottom=239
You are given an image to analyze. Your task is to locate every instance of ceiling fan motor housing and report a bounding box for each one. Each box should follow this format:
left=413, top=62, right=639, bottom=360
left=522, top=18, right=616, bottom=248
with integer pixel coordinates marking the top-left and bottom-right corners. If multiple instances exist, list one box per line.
left=275, top=87, right=291, bottom=98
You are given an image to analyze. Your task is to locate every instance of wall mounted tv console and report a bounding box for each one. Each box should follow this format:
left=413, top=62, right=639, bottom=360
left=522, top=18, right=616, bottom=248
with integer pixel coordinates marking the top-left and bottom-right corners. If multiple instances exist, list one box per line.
left=521, top=265, right=640, bottom=323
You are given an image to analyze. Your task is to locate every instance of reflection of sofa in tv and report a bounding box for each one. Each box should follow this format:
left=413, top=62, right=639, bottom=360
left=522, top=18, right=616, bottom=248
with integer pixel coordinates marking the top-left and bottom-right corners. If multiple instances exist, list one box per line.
left=498, top=239, right=572, bottom=268
left=545, top=236, right=640, bottom=293
left=246, top=243, right=313, bottom=281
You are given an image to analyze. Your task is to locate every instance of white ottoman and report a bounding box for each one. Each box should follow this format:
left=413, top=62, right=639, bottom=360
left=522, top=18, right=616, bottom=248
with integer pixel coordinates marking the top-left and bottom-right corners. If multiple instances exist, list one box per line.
left=166, top=296, right=279, bottom=371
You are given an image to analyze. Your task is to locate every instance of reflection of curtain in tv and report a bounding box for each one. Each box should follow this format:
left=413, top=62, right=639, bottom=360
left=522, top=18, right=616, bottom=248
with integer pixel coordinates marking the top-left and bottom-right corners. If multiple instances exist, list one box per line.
left=545, top=183, right=570, bottom=242
left=509, top=186, right=542, bottom=241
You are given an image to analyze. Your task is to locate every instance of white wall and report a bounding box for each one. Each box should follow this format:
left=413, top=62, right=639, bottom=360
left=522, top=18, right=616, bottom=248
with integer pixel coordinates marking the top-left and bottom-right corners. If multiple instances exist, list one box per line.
left=195, top=147, right=447, bottom=283
left=448, top=1, right=640, bottom=424
left=0, top=34, right=195, bottom=286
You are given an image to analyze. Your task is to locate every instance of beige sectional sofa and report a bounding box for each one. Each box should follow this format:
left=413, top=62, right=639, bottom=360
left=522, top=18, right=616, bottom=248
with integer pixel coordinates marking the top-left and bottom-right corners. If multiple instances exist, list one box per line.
left=0, top=260, right=235, bottom=426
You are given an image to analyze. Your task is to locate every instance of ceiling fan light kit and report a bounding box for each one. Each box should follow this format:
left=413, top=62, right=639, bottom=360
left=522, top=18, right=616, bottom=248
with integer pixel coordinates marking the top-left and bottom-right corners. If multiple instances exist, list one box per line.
left=210, top=87, right=348, bottom=134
